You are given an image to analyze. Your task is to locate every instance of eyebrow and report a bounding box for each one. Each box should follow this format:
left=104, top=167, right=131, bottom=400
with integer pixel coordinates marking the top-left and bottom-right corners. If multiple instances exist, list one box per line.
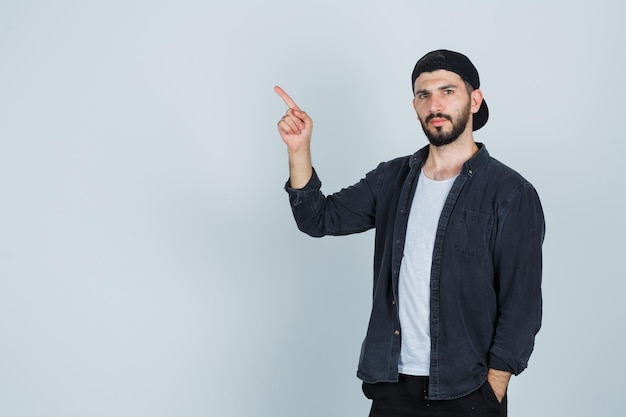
left=414, top=84, right=460, bottom=96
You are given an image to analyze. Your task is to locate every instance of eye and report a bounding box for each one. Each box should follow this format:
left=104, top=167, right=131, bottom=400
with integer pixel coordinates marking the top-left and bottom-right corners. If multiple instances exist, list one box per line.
left=417, top=92, right=429, bottom=99
left=443, top=89, right=454, bottom=95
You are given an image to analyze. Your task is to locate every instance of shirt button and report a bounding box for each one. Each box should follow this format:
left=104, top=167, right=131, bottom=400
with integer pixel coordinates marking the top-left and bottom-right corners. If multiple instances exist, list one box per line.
left=392, top=300, right=396, bottom=305
left=394, top=330, right=400, bottom=336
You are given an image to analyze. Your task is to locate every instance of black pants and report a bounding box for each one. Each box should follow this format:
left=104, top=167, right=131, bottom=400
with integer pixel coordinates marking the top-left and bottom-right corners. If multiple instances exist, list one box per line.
left=362, top=375, right=507, bottom=417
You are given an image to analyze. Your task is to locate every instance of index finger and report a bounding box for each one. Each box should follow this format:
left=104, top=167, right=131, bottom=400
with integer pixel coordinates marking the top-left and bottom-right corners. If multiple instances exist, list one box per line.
left=274, top=85, right=301, bottom=110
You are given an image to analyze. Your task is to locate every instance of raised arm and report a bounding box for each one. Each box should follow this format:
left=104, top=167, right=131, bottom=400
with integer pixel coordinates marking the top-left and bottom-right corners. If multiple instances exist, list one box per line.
left=274, top=85, right=313, bottom=189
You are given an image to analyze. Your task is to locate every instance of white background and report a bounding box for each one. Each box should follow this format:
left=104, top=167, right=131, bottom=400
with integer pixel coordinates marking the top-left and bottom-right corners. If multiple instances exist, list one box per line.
left=1, top=1, right=624, bottom=416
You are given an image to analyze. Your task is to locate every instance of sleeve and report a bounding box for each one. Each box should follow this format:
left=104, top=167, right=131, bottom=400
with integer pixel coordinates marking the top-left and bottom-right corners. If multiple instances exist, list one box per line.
left=488, top=182, right=545, bottom=375
left=284, top=165, right=383, bottom=238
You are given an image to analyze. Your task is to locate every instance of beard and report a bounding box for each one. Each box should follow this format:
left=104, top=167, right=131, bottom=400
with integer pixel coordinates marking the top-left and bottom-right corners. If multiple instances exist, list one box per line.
left=419, top=100, right=471, bottom=147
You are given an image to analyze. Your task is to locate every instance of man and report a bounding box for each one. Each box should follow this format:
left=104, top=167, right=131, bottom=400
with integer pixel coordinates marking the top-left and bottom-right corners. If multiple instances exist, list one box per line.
left=275, top=49, right=544, bottom=417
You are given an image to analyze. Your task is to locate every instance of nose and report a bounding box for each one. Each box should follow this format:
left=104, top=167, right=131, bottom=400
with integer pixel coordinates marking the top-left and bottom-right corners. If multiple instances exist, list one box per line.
left=429, top=95, right=444, bottom=114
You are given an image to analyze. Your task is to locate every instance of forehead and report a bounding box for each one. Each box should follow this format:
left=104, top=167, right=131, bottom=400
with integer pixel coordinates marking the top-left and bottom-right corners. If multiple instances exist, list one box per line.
left=413, top=69, right=465, bottom=92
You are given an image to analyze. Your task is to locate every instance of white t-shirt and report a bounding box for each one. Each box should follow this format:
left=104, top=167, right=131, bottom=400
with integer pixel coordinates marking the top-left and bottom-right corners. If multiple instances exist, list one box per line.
left=397, top=169, right=457, bottom=376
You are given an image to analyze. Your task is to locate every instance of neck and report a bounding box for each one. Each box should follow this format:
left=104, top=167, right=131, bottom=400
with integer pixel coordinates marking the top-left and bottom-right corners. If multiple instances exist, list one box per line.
left=423, top=135, right=479, bottom=181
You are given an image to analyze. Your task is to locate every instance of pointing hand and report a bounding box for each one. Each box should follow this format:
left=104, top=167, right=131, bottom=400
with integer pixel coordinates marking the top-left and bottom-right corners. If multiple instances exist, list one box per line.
left=275, top=86, right=313, bottom=152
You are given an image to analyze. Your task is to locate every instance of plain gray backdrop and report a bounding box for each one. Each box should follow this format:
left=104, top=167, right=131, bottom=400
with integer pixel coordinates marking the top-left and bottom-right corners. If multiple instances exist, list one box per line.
left=1, top=1, right=624, bottom=416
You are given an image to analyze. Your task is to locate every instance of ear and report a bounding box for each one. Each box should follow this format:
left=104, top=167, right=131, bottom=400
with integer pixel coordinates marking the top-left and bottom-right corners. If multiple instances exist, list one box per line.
left=411, top=96, right=418, bottom=114
left=470, top=89, right=483, bottom=114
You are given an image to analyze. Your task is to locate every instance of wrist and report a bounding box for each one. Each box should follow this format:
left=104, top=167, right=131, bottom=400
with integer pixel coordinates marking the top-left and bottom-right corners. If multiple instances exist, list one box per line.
left=287, top=142, right=311, bottom=155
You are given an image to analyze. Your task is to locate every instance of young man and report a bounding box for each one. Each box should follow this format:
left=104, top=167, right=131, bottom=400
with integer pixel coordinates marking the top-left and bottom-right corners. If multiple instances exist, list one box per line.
left=275, top=50, right=545, bottom=417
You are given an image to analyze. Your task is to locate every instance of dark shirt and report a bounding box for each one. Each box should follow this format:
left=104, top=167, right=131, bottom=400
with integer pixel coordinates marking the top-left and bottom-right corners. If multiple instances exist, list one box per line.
left=285, top=143, right=545, bottom=400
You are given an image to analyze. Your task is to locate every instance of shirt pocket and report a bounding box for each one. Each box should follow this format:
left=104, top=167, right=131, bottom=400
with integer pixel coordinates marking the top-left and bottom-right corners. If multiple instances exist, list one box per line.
left=452, top=208, right=494, bottom=258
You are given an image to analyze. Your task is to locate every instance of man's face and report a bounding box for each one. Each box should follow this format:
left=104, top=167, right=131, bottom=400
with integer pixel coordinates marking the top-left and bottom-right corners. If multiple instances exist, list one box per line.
left=412, top=70, right=478, bottom=147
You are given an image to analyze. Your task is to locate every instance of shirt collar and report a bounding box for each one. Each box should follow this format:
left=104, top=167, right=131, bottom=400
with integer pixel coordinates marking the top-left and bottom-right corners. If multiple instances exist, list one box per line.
left=408, top=142, right=490, bottom=177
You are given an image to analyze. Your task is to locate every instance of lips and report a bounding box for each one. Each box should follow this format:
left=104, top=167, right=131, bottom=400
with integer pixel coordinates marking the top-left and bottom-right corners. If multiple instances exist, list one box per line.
left=426, top=113, right=452, bottom=127
left=430, top=118, right=448, bottom=126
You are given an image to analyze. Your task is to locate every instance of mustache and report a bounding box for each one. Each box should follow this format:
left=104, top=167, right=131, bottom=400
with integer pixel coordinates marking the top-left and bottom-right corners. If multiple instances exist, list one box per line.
left=425, top=113, right=452, bottom=123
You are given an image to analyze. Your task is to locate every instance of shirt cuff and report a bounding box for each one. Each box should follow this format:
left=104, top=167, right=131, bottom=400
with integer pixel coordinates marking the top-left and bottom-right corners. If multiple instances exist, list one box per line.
left=284, top=168, right=322, bottom=207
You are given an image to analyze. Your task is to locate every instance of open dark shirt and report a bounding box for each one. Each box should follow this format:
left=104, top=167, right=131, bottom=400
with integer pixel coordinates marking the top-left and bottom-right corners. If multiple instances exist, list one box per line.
left=284, top=143, right=545, bottom=400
